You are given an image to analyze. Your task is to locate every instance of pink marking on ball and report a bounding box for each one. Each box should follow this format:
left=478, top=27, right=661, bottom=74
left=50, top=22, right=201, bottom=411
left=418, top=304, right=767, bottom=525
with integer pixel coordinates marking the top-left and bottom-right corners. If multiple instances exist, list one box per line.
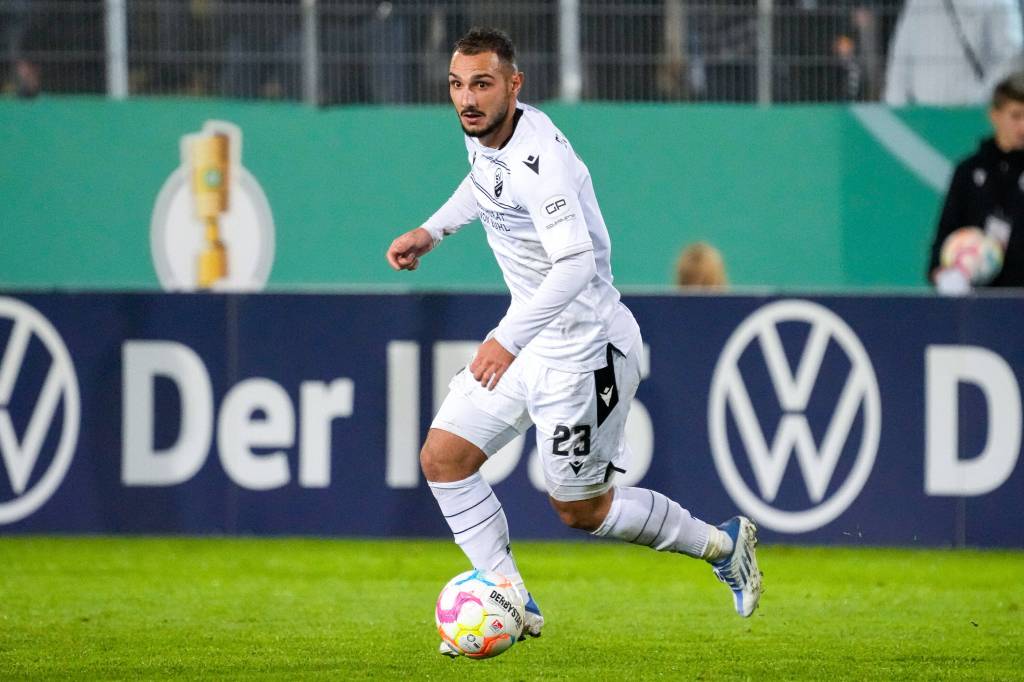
left=436, top=591, right=483, bottom=624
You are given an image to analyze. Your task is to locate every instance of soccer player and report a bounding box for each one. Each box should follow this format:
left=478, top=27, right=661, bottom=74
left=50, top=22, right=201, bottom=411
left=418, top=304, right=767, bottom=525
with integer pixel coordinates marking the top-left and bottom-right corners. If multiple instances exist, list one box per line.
left=385, top=28, right=762, bottom=655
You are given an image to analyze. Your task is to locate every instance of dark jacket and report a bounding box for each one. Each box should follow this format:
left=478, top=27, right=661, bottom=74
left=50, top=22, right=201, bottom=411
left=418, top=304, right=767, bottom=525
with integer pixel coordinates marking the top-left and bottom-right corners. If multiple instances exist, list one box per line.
left=929, top=137, right=1024, bottom=287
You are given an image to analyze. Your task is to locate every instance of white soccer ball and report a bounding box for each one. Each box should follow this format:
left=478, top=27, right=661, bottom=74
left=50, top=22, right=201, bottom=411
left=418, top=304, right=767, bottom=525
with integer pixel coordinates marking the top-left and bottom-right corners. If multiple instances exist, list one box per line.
left=940, top=226, right=1005, bottom=285
left=435, top=569, right=524, bottom=659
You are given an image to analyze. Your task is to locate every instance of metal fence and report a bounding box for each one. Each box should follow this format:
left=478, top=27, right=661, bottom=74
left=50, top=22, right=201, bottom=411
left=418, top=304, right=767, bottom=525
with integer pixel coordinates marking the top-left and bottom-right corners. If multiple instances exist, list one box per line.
left=2, top=1, right=1019, bottom=106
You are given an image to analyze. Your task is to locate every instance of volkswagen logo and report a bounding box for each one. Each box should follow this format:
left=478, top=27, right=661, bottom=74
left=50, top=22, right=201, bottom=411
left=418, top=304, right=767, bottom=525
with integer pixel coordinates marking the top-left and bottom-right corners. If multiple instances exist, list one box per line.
left=709, top=300, right=881, bottom=533
left=0, top=297, right=79, bottom=524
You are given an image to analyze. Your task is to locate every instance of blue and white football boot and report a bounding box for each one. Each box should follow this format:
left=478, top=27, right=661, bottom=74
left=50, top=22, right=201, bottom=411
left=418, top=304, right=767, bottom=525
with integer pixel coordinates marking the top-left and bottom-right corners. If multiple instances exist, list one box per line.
left=519, top=593, right=544, bottom=640
left=710, top=516, right=762, bottom=618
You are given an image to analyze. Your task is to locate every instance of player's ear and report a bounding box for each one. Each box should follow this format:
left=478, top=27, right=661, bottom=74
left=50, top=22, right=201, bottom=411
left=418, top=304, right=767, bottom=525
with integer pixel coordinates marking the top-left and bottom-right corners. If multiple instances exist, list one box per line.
left=511, top=70, right=523, bottom=97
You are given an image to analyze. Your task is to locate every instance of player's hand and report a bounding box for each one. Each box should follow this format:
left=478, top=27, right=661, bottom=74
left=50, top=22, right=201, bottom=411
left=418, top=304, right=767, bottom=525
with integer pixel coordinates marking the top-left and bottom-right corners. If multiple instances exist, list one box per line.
left=470, top=338, right=515, bottom=391
left=386, top=227, right=434, bottom=271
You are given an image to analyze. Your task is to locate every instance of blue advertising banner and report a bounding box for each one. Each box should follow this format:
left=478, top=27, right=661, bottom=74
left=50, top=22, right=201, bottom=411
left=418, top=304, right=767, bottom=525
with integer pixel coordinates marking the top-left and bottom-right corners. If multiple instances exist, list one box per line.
left=0, top=293, right=1021, bottom=547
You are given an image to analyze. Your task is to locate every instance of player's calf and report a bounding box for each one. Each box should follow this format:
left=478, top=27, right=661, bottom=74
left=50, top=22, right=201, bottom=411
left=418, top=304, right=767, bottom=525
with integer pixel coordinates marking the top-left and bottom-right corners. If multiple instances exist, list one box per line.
left=589, top=486, right=715, bottom=557
left=548, top=492, right=613, bottom=531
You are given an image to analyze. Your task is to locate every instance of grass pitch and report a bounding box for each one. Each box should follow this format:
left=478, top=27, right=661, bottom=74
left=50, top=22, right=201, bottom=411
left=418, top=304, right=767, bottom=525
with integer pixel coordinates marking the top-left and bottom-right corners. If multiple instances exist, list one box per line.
left=0, top=537, right=1020, bottom=680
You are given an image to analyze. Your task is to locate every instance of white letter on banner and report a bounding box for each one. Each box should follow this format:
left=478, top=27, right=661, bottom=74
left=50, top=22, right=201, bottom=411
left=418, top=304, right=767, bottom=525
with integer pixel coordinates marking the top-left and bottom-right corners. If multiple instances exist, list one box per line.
left=299, top=379, right=354, bottom=487
left=386, top=342, right=419, bottom=488
left=217, top=378, right=294, bottom=490
left=926, top=345, right=1022, bottom=496
left=122, top=341, right=213, bottom=486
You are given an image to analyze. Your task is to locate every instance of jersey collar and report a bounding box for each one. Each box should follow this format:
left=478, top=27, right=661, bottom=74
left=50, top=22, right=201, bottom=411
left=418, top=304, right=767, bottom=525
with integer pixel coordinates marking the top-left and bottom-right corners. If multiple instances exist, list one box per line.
left=468, top=105, right=526, bottom=159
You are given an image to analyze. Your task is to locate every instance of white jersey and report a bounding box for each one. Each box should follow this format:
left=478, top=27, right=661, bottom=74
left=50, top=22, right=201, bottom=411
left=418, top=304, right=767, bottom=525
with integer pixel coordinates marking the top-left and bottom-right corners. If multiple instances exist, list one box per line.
left=423, top=103, right=640, bottom=372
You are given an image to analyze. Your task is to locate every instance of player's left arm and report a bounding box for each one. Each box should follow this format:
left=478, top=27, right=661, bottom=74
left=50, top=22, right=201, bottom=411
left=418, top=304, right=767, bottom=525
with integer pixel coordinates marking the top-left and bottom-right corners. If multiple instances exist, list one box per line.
left=471, top=153, right=595, bottom=389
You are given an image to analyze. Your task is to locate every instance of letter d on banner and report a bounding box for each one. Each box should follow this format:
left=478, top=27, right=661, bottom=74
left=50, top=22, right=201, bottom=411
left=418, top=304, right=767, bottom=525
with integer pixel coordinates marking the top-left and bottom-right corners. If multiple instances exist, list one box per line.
left=122, top=341, right=213, bottom=485
left=925, top=346, right=1022, bottom=496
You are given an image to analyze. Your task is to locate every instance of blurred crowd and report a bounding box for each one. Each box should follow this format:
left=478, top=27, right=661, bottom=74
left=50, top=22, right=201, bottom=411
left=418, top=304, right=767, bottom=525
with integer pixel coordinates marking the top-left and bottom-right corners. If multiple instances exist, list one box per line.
left=4, top=0, right=1021, bottom=105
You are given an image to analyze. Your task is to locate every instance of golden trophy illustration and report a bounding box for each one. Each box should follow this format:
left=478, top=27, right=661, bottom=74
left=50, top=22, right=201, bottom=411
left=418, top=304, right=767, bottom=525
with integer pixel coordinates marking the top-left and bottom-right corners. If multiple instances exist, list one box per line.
left=190, top=132, right=230, bottom=288
left=152, top=120, right=275, bottom=292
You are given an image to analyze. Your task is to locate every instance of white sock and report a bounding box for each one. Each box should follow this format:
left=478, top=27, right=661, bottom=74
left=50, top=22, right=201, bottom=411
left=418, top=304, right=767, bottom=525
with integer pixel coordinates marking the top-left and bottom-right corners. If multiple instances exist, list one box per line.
left=591, top=486, right=733, bottom=560
left=428, top=472, right=528, bottom=601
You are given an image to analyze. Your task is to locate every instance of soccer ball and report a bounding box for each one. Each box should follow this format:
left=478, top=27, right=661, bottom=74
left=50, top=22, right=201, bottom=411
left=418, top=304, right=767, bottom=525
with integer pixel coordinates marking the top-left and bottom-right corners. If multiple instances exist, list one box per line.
left=940, top=226, right=1004, bottom=285
left=435, top=569, right=524, bottom=659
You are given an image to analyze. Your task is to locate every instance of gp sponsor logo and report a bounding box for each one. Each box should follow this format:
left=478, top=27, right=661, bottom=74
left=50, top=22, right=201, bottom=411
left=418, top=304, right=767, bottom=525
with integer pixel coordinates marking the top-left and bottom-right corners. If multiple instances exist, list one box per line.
left=544, top=196, right=568, bottom=215
left=0, top=297, right=80, bottom=525
left=541, top=195, right=575, bottom=230
left=709, top=300, right=881, bottom=533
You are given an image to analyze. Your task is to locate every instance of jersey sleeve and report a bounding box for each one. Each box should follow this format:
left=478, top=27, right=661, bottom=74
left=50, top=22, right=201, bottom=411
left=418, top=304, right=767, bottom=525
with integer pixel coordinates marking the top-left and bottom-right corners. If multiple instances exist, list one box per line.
left=422, top=174, right=479, bottom=244
left=493, top=249, right=597, bottom=355
left=517, top=152, right=594, bottom=262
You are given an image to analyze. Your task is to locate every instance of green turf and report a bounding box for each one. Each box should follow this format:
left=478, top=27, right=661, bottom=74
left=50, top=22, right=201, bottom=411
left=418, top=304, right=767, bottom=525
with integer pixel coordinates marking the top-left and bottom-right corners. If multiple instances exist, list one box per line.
left=0, top=537, right=1020, bottom=680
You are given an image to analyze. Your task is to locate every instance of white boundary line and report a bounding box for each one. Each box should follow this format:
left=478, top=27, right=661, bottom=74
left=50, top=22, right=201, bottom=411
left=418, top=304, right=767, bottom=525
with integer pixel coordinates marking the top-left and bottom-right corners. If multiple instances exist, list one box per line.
left=850, top=104, right=953, bottom=192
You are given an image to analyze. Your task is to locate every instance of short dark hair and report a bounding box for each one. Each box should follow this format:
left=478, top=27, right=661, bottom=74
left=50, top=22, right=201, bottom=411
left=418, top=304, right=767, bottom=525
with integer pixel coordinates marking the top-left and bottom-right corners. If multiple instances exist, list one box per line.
left=992, top=72, right=1024, bottom=109
left=453, top=27, right=517, bottom=71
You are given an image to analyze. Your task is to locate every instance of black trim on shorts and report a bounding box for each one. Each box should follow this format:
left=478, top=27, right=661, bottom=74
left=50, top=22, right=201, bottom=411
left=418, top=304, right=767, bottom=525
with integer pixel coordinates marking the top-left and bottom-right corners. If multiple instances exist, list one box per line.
left=594, top=343, right=620, bottom=427
left=604, top=462, right=626, bottom=483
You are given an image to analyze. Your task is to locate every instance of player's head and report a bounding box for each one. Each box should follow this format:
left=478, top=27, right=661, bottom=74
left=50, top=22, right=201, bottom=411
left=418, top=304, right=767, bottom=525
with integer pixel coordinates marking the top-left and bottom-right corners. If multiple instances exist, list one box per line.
left=449, top=27, right=523, bottom=141
left=675, top=242, right=728, bottom=288
left=990, top=72, right=1024, bottom=151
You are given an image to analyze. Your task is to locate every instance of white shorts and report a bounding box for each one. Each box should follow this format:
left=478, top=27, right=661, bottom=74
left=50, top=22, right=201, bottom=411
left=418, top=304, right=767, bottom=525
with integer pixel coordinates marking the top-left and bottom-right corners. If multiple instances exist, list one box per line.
left=431, top=340, right=643, bottom=502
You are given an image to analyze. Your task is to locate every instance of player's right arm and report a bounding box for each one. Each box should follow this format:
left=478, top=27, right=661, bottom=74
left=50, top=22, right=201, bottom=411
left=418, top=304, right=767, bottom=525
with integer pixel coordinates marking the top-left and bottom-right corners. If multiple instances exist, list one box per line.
left=386, top=174, right=479, bottom=271
left=386, top=227, right=435, bottom=271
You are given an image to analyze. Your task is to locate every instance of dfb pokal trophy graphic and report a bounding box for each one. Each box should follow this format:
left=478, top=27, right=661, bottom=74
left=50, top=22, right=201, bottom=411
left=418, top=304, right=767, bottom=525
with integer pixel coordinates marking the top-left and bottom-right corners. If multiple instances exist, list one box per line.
left=190, top=131, right=230, bottom=288
left=151, top=120, right=275, bottom=291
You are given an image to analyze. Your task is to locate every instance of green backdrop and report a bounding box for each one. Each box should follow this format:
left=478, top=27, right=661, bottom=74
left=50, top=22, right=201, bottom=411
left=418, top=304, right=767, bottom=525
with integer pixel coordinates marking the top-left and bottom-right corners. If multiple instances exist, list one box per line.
left=0, top=97, right=988, bottom=290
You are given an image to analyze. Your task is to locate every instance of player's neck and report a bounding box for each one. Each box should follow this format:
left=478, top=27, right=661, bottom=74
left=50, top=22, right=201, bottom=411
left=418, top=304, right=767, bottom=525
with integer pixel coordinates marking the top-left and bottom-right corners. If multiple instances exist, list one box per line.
left=479, top=106, right=522, bottom=149
left=994, top=135, right=1022, bottom=153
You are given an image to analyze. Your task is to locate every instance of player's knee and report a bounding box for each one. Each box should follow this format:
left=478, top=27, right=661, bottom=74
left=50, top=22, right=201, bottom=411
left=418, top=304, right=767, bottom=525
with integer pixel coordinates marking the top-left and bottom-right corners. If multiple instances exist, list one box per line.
left=419, top=438, right=454, bottom=481
left=419, top=440, right=443, bottom=481
left=419, top=429, right=486, bottom=482
left=549, top=494, right=610, bottom=532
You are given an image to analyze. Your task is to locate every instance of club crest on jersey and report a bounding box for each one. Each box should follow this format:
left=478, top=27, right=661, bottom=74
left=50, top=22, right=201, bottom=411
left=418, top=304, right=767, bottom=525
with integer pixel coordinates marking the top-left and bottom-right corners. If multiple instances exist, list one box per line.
left=494, top=168, right=504, bottom=198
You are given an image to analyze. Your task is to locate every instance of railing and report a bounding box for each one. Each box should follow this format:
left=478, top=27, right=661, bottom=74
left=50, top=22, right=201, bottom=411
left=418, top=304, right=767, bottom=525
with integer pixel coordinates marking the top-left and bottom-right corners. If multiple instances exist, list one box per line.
left=4, top=1, right=1015, bottom=106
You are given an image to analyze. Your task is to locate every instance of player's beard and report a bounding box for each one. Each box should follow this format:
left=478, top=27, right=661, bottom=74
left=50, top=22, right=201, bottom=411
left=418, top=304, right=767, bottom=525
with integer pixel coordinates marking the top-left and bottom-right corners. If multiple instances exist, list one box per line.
left=459, top=101, right=509, bottom=139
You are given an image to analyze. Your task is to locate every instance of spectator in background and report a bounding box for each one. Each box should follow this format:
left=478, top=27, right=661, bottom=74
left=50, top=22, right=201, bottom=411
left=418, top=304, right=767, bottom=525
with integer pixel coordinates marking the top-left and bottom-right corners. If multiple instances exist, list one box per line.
left=775, top=0, right=864, bottom=102
left=2, top=0, right=40, bottom=98
left=675, top=242, right=728, bottom=288
left=685, top=0, right=759, bottom=101
left=885, top=0, right=1023, bottom=106
left=220, top=0, right=303, bottom=100
left=319, top=1, right=413, bottom=105
left=929, top=73, right=1024, bottom=292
